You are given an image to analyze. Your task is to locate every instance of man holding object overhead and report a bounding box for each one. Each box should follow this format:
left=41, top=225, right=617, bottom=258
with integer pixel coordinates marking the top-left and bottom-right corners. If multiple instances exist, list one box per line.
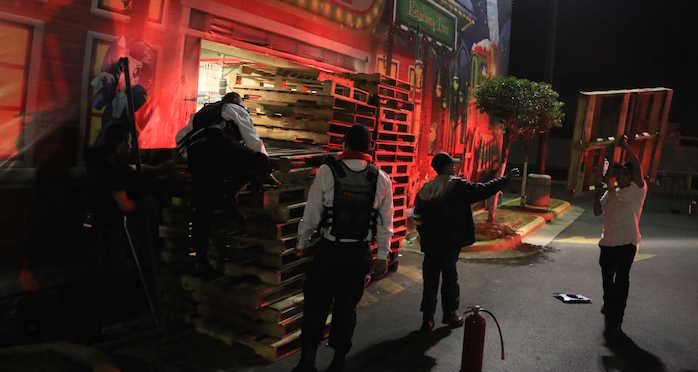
left=594, top=134, right=648, bottom=337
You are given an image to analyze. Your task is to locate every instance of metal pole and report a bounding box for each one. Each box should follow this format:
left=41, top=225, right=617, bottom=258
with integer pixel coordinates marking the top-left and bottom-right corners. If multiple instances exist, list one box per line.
left=120, top=57, right=142, bottom=174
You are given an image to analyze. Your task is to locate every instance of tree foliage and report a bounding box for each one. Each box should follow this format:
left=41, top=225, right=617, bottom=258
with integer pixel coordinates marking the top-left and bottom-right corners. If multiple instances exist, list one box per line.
left=474, top=76, right=564, bottom=140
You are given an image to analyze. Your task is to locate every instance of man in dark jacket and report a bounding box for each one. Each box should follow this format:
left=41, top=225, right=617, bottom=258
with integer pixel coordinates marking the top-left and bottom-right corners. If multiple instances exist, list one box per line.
left=415, top=152, right=518, bottom=331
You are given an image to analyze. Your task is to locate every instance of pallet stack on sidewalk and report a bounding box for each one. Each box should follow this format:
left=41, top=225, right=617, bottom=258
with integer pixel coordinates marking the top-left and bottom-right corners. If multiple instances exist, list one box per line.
left=158, top=149, right=333, bottom=361
left=373, top=75, right=416, bottom=267
left=322, top=75, right=378, bottom=152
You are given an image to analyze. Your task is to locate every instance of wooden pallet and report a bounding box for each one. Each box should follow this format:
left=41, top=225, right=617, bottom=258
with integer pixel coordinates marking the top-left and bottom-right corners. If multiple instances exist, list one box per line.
left=236, top=87, right=333, bottom=107
left=224, top=256, right=310, bottom=286
left=246, top=100, right=332, bottom=121
left=238, top=186, right=309, bottom=211
left=256, top=126, right=329, bottom=145
left=200, top=276, right=304, bottom=310
left=240, top=201, right=306, bottom=223
left=253, top=115, right=330, bottom=134
left=193, top=316, right=331, bottom=361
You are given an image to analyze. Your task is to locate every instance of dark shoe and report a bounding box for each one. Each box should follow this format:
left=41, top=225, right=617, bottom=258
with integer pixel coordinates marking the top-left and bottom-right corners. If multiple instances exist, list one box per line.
left=442, top=312, right=464, bottom=328
left=420, top=319, right=435, bottom=333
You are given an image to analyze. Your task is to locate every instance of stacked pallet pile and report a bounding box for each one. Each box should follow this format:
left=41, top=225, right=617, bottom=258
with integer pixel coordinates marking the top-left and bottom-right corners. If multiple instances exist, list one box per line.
left=231, top=66, right=333, bottom=146
left=158, top=149, right=333, bottom=360
left=320, top=75, right=377, bottom=152
left=353, top=74, right=417, bottom=264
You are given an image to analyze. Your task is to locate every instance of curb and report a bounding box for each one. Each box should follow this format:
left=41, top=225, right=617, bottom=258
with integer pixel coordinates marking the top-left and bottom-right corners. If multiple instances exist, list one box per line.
left=461, top=215, right=546, bottom=255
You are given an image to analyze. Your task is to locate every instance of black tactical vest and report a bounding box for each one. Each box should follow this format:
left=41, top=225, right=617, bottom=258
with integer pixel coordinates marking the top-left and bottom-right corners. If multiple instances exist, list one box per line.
left=322, top=158, right=379, bottom=241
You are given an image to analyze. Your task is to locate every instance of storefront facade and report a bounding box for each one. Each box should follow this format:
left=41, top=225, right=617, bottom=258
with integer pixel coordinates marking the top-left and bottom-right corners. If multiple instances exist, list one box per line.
left=0, top=0, right=512, bottom=261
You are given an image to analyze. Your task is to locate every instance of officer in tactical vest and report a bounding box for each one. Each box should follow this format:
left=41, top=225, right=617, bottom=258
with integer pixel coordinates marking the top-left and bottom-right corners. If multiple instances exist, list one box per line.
left=415, top=152, right=519, bottom=332
left=293, top=125, right=394, bottom=372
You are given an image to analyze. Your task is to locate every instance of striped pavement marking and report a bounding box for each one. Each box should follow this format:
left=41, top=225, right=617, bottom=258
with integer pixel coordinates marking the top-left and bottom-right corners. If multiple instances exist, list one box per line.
left=398, top=264, right=423, bottom=283
left=634, top=253, right=655, bottom=262
left=552, top=236, right=599, bottom=245
left=358, top=291, right=379, bottom=308
left=373, top=277, right=405, bottom=295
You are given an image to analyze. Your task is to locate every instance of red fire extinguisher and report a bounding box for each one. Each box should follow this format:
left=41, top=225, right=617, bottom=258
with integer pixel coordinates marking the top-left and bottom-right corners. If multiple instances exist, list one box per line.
left=460, top=305, right=505, bottom=372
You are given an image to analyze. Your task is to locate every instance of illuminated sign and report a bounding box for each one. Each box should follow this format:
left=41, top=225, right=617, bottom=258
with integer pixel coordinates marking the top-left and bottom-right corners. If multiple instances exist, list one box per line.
left=393, top=0, right=457, bottom=49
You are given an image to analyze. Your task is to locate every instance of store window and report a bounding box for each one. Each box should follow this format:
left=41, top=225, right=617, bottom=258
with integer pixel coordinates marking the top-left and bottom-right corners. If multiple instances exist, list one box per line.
left=92, top=0, right=166, bottom=24
left=0, top=20, right=33, bottom=159
left=377, top=56, right=398, bottom=78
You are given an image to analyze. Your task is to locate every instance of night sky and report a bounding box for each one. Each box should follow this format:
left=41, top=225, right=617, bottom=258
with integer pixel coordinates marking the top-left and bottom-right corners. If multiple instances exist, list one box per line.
left=508, top=0, right=692, bottom=137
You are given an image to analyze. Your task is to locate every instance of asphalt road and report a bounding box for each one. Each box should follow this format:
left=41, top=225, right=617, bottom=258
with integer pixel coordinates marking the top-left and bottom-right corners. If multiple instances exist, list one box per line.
left=104, top=195, right=698, bottom=372
left=248, top=201, right=698, bottom=372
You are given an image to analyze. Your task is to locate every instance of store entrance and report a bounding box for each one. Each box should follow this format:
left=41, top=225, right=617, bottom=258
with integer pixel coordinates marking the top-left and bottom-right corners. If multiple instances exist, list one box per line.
left=197, top=40, right=333, bottom=147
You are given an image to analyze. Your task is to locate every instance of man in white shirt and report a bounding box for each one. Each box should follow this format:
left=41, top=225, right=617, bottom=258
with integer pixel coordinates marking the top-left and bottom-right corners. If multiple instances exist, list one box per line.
left=183, top=92, right=275, bottom=279
left=293, top=125, right=393, bottom=372
left=594, top=135, right=648, bottom=337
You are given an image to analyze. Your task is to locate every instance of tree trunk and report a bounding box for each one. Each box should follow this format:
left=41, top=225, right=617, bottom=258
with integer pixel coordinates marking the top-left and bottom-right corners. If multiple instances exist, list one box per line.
left=487, top=131, right=511, bottom=222
left=520, top=142, right=529, bottom=207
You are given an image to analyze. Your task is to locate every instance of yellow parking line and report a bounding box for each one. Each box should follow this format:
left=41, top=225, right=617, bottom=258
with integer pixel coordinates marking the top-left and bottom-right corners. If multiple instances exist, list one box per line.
left=398, top=265, right=423, bottom=283
left=358, top=291, right=379, bottom=308
left=373, top=278, right=405, bottom=295
left=634, top=253, right=655, bottom=262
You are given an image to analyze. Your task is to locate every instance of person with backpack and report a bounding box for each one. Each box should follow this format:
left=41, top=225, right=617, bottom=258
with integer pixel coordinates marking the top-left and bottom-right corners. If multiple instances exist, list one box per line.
left=292, top=125, right=393, bottom=372
left=178, top=92, right=277, bottom=279
left=414, top=152, right=518, bottom=332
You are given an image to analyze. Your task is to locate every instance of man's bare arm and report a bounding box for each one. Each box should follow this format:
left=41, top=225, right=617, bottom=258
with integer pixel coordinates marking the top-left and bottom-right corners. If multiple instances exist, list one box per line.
left=620, top=135, right=645, bottom=187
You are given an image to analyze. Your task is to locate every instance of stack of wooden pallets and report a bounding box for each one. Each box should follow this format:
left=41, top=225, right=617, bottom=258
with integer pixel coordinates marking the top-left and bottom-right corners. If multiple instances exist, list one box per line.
left=321, top=75, right=378, bottom=152
left=372, top=75, right=416, bottom=266
left=228, top=66, right=334, bottom=146
left=158, top=149, right=332, bottom=361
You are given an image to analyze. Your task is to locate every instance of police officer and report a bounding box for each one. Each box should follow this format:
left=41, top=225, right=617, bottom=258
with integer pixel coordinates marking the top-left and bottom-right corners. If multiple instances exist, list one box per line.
left=415, top=152, right=518, bottom=332
left=293, top=125, right=394, bottom=372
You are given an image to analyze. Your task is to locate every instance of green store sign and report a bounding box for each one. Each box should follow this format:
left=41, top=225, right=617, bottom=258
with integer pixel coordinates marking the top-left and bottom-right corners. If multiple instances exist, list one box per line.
left=394, top=0, right=457, bottom=49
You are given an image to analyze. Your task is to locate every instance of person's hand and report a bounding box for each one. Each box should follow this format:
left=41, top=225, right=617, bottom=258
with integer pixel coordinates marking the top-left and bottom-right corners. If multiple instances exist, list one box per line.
left=617, top=134, right=630, bottom=148
left=595, top=182, right=606, bottom=196
left=506, top=168, right=520, bottom=180
left=296, top=247, right=304, bottom=258
left=374, top=259, right=388, bottom=277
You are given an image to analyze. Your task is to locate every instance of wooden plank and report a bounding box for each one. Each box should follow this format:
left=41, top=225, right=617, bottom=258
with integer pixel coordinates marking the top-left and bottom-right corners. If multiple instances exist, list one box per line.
left=224, top=257, right=310, bottom=285
left=246, top=100, right=332, bottom=120
left=568, top=95, right=589, bottom=194
left=256, top=126, right=329, bottom=144
left=236, top=87, right=333, bottom=107
left=253, top=115, right=330, bottom=134
left=649, top=90, right=674, bottom=182
left=193, top=315, right=330, bottom=361
left=238, top=186, right=308, bottom=211
left=613, top=93, right=631, bottom=163
left=200, top=276, right=304, bottom=310
left=640, top=92, right=664, bottom=173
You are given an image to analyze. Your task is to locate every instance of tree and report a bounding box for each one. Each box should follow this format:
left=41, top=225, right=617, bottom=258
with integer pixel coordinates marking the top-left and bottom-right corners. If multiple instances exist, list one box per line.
left=475, top=76, right=564, bottom=221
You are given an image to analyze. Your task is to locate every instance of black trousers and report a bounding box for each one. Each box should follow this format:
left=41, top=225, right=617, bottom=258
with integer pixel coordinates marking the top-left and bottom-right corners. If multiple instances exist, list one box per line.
left=189, top=140, right=270, bottom=268
left=599, top=244, right=637, bottom=326
left=301, top=239, right=370, bottom=354
left=420, top=242, right=461, bottom=320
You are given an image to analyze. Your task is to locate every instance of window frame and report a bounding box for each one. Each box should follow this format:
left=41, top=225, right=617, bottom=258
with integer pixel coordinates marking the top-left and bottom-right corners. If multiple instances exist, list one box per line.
left=90, top=0, right=169, bottom=28
left=0, top=11, right=43, bottom=168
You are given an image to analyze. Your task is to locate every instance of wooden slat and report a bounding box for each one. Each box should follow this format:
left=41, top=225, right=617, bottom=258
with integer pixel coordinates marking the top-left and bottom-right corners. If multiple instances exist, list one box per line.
left=253, top=115, right=330, bottom=134
left=237, top=87, right=333, bottom=107
left=649, top=90, right=674, bottom=182
left=613, top=93, right=631, bottom=163
left=256, top=126, right=329, bottom=144
left=641, top=92, right=664, bottom=173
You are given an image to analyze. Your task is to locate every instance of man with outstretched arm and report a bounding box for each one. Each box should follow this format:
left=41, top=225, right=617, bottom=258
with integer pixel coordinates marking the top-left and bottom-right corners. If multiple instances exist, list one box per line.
left=594, top=135, right=648, bottom=338
left=415, top=152, right=519, bottom=332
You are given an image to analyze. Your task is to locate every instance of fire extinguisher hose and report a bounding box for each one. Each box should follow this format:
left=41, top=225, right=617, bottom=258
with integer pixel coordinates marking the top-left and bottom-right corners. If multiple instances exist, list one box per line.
left=481, top=309, right=505, bottom=360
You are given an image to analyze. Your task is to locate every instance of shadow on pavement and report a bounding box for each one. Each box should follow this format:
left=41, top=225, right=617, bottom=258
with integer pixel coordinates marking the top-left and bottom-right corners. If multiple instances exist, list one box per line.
left=600, top=332, right=667, bottom=372
left=345, top=326, right=452, bottom=372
